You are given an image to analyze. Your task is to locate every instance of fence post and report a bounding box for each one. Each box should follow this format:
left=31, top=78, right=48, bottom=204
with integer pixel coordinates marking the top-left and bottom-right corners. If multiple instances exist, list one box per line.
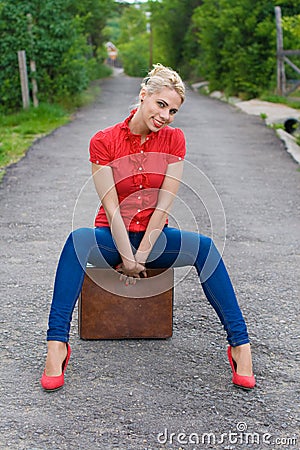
left=17, top=50, right=30, bottom=109
left=27, top=13, right=39, bottom=108
left=275, top=6, right=286, bottom=96
left=30, top=59, right=39, bottom=108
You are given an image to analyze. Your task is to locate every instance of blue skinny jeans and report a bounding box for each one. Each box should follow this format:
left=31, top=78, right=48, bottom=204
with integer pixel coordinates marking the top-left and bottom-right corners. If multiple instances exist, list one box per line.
left=47, top=226, right=250, bottom=346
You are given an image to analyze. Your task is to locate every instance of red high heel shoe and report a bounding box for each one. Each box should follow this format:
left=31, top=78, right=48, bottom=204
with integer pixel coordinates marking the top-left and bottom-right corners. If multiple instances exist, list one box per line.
left=227, top=346, right=255, bottom=390
left=41, top=343, right=71, bottom=392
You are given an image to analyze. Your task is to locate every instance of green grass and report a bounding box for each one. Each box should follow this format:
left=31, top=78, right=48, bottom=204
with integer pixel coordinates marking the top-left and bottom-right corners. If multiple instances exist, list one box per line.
left=60, top=83, right=101, bottom=111
left=260, top=93, right=300, bottom=110
left=0, top=103, right=70, bottom=173
left=260, top=112, right=268, bottom=120
left=0, top=80, right=103, bottom=181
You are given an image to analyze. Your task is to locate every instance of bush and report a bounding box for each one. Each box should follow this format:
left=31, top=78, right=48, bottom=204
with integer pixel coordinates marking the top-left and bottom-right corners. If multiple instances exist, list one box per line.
left=191, top=0, right=277, bottom=97
left=115, top=4, right=150, bottom=77
left=187, top=0, right=300, bottom=98
left=118, top=38, right=149, bottom=78
left=0, top=0, right=113, bottom=112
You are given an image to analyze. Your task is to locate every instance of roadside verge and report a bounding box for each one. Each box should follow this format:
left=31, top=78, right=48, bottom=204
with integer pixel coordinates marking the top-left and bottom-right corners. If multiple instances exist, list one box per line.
left=191, top=82, right=300, bottom=165
left=236, top=99, right=300, bottom=164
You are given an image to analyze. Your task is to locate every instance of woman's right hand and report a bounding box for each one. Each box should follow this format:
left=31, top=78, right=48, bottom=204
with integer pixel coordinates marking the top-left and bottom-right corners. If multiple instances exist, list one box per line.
left=116, top=260, right=147, bottom=285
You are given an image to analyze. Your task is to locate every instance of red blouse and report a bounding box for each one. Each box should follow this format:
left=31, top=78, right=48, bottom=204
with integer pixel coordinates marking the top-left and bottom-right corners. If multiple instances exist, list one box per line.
left=89, top=110, right=186, bottom=231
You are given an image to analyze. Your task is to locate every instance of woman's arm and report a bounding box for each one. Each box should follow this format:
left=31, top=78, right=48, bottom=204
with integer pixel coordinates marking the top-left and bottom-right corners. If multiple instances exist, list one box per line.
left=92, top=163, right=145, bottom=278
left=135, top=161, right=184, bottom=265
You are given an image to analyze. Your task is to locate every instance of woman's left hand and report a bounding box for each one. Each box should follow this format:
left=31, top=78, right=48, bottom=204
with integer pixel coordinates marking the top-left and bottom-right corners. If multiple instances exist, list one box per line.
left=115, top=261, right=147, bottom=286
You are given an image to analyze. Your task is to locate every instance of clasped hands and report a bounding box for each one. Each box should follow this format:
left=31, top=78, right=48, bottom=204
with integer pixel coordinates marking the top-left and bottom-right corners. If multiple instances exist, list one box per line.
left=115, top=259, right=147, bottom=286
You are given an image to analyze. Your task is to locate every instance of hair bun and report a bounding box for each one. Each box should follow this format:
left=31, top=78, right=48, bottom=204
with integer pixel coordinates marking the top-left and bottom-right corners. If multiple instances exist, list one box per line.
left=141, top=63, right=185, bottom=103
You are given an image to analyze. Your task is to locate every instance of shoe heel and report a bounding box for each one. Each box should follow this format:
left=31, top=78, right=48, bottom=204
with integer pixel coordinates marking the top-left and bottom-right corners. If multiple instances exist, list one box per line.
left=41, top=343, right=71, bottom=392
left=227, top=346, right=255, bottom=390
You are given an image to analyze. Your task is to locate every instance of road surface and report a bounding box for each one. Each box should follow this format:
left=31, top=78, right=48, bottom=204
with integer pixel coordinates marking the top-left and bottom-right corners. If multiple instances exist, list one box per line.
left=0, top=73, right=299, bottom=449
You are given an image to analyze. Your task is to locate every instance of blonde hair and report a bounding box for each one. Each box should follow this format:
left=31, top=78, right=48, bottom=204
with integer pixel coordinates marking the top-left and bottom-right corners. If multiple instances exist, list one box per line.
left=141, top=63, right=185, bottom=103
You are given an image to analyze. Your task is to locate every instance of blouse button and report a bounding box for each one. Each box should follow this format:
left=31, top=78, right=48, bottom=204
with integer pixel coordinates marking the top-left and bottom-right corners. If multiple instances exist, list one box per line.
left=139, top=185, right=143, bottom=189
left=136, top=221, right=140, bottom=225
left=139, top=166, right=143, bottom=171
left=137, top=209, right=141, bottom=213
left=138, top=196, right=141, bottom=200
left=140, top=150, right=144, bottom=153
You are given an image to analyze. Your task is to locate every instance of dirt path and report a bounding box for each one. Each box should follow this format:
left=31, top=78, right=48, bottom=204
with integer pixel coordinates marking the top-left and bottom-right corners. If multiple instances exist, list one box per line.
left=0, top=73, right=299, bottom=449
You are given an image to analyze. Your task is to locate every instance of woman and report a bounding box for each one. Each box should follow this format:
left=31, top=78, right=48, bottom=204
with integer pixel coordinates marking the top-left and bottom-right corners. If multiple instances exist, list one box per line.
left=41, top=64, right=255, bottom=391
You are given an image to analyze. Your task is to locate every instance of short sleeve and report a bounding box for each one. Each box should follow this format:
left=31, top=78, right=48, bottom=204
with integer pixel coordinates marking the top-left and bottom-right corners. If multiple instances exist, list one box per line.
left=167, top=128, right=186, bottom=164
left=89, top=131, right=111, bottom=165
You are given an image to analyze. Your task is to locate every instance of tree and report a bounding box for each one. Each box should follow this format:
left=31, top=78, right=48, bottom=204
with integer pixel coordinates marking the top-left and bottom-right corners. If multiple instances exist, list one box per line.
left=116, top=4, right=149, bottom=76
left=281, top=13, right=300, bottom=85
left=150, top=0, right=202, bottom=71
left=68, top=0, right=113, bottom=57
left=191, top=0, right=300, bottom=98
left=143, top=0, right=300, bottom=97
left=0, top=0, right=114, bottom=111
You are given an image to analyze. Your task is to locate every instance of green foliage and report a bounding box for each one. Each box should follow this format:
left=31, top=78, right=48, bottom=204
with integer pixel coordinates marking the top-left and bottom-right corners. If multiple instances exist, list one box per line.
left=282, top=14, right=300, bottom=40
left=103, top=16, right=122, bottom=43
left=114, top=0, right=197, bottom=77
left=282, top=14, right=300, bottom=82
left=150, top=0, right=202, bottom=72
left=118, top=38, right=149, bottom=78
left=68, top=0, right=113, bottom=57
left=191, top=0, right=277, bottom=97
left=118, top=5, right=147, bottom=44
left=0, top=0, right=114, bottom=112
left=260, top=93, right=300, bottom=109
left=147, top=0, right=300, bottom=99
left=116, top=4, right=150, bottom=76
left=0, top=80, right=109, bottom=173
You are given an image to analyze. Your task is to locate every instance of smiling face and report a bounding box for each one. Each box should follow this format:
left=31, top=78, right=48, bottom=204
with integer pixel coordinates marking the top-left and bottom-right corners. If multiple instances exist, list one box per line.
left=136, top=87, right=183, bottom=135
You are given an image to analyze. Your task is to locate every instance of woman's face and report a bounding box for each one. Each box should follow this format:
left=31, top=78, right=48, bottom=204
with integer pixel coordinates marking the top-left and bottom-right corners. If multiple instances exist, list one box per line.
left=140, top=87, right=182, bottom=133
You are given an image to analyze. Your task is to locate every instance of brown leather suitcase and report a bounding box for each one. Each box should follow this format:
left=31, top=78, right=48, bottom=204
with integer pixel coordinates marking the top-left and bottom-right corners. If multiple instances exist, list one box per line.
left=78, top=267, right=174, bottom=339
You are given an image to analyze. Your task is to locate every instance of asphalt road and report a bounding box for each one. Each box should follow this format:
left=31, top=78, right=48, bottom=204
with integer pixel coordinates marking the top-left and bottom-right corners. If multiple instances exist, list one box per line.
left=0, top=73, right=299, bottom=450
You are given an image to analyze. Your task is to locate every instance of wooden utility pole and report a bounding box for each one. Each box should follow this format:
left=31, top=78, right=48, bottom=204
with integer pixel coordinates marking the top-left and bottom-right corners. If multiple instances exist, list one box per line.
left=275, top=6, right=286, bottom=96
left=27, top=13, right=39, bottom=107
left=29, top=59, right=38, bottom=107
left=145, top=11, right=153, bottom=69
left=149, top=25, right=153, bottom=68
left=17, top=50, right=30, bottom=109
